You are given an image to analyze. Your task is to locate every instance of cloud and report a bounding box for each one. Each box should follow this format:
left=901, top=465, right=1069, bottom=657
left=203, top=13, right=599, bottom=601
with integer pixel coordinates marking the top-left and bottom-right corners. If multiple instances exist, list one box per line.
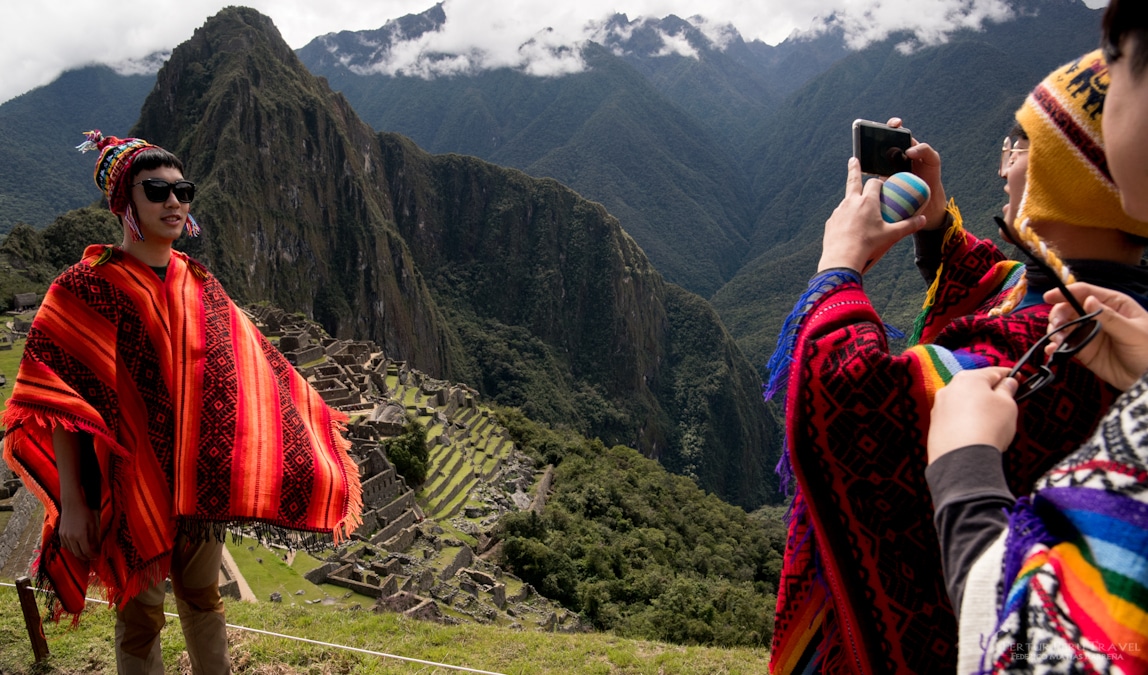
left=350, top=1, right=592, bottom=78
left=813, top=0, right=1018, bottom=52
left=333, top=0, right=1026, bottom=80
left=0, top=0, right=1111, bottom=104
left=107, top=52, right=172, bottom=77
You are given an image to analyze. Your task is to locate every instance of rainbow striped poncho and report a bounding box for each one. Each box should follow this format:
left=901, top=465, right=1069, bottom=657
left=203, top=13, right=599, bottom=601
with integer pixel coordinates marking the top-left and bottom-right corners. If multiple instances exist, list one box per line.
left=980, top=374, right=1148, bottom=674
left=2, top=245, right=362, bottom=617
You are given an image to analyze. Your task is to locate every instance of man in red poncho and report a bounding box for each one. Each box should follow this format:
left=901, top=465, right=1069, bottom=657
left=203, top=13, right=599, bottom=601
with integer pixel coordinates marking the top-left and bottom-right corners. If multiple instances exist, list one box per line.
left=3, top=131, right=363, bottom=673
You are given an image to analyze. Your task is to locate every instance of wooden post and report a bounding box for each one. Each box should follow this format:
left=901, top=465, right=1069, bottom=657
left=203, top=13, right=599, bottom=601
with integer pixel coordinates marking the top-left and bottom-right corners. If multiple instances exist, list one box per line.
left=15, top=576, right=49, bottom=662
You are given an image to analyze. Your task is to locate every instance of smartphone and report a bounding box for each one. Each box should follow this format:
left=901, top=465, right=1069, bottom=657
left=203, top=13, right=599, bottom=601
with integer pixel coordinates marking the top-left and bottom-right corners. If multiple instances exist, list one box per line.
left=852, top=119, right=912, bottom=176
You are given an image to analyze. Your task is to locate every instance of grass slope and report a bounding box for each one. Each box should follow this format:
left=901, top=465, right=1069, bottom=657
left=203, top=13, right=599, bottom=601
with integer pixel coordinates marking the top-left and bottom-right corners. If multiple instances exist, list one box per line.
left=0, top=585, right=772, bottom=674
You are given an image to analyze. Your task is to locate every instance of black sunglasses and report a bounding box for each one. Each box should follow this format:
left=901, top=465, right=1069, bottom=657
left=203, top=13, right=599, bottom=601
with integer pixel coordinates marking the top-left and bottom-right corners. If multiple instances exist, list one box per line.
left=133, top=178, right=196, bottom=204
left=995, top=216, right=1101, bottom=401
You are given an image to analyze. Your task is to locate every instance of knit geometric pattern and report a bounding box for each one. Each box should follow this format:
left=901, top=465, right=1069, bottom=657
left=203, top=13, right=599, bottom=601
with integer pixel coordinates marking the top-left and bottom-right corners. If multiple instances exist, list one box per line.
left=87, top=133, right=155, bottom=216
left=982, top=375, right=1148, bottom=674
left=910, top=206, right=1025, bottom=346
left=769, top=228, right=1118, bottom=674
left=1015, top=50, right=1148, bottom=238
left=2, top=245, right=362, bottom=617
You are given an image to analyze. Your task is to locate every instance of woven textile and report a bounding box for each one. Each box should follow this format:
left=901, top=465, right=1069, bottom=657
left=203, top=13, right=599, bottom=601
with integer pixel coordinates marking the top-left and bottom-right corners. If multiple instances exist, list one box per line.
left=2, top=245, right=362, bottom=617
left=980, top=376, right=1148, bottom=674
left=1015, top=50, right=1148, bottom=237
left=769, top=219, right=1118, bottom=674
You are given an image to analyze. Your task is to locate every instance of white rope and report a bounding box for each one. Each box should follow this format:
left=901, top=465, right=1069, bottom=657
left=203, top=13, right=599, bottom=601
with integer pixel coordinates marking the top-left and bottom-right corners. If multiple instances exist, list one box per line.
left=1, top=582, right=507, bottom=675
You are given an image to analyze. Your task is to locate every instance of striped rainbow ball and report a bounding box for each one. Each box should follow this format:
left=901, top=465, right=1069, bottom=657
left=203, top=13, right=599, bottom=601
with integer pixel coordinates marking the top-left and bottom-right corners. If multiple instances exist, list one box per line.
left=880, top=172, right=930, bottom=223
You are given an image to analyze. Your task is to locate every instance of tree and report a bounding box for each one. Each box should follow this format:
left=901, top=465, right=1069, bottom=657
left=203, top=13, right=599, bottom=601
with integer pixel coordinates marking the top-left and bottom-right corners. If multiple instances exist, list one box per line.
left=383, top=420, right=429, bottom=486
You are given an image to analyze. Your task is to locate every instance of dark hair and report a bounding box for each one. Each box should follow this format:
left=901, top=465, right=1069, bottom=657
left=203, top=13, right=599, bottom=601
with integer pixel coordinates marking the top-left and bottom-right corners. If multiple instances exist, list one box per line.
left=1103, top=0, right=1148, bottom=79
left=128, top=146, right=184, bottom=179
left=1009, top=123, right=1028, bottom=141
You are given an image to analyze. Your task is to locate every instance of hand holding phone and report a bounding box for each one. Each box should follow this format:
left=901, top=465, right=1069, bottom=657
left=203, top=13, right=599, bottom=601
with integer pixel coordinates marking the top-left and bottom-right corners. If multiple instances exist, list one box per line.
left=852, top=119, right=912, bottom=177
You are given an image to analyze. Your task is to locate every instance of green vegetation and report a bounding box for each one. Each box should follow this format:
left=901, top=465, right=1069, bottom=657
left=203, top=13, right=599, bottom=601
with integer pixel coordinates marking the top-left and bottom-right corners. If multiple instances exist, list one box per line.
left=496, top=410, right=786, bottom=648
left=0, top=66, right=154, bottom=233
left=0, top=338, right=26, bottom=415
left=382, top=420, right=430, bottom=486
left=0, top=207, right=121, bottom=312
left=0, top=585, right=772, bottom=673
left=226, top=541, right=375, bottom=607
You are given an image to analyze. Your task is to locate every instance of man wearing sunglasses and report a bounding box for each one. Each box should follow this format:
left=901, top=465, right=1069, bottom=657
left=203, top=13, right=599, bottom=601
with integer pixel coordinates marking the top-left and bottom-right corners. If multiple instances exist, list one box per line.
left=2, top=132, right=363, bottom=674
left=928, top=2, right=1148, bottom=671
left=767, top=47, right=1148, bottom=675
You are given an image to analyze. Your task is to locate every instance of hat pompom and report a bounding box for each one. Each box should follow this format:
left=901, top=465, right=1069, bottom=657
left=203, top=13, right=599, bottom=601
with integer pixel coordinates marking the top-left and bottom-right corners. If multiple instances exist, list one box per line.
left=76, top=130, right=105, bottom=153
left=81, top=130, right=155, bottom=213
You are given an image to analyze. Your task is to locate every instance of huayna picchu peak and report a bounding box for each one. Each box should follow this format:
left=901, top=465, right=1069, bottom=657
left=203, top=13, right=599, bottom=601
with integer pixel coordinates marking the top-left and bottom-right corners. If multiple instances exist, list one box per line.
left=107, top=6, right=781, bottom=509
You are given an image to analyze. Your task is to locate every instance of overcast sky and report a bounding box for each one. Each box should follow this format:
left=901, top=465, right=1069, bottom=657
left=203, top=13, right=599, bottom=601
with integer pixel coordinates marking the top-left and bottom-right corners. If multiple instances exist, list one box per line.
left=1, top=0, right=1109, bottom=105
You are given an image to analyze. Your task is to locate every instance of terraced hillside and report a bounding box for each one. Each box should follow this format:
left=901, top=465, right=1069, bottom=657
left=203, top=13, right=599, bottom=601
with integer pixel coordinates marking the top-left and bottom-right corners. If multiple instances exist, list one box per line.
left=245, top=304, right=577, bottom=629
left=0, top=303, right=577, bottom=633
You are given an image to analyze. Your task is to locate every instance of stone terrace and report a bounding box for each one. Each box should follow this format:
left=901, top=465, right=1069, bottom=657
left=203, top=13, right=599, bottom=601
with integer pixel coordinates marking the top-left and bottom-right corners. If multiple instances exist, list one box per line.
left=242, top=305, right=556, bottom=628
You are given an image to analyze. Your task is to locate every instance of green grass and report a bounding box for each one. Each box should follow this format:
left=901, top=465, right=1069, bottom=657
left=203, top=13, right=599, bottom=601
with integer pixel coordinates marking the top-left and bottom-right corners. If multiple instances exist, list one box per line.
left=0, top=336, right=27, bottom=416
left=433, top=477, right=479, bottom=519
left=431, top=546, right=463, bottom=574
left=0, top=585, right=773, bottom=673
left=422, top=452, right=466, bottom=497
left=438, top=522, right=478, bottom=550
left=297, top=355, right=328, bottom=369
left=226, top=541, right=374, bottom=607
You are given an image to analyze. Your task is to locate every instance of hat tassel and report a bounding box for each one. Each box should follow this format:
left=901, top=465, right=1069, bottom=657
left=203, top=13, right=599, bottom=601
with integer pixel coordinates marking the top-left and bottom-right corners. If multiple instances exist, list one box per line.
left=185, top=213, right=201, bottom=237
left=124, top=203, right=145, bottom=242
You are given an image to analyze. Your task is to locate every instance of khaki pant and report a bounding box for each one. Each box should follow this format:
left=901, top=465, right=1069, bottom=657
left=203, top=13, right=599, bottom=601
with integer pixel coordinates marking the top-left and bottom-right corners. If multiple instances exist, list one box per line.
left=114, top=535, right=231, bottom=674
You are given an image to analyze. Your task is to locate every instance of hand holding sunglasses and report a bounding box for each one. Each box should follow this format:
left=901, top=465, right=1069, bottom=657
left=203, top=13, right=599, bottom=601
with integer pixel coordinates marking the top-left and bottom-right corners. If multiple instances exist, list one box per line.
left=133, top=178, right=196, bottom=203
left=1042, top=282, right=1148, bottom=392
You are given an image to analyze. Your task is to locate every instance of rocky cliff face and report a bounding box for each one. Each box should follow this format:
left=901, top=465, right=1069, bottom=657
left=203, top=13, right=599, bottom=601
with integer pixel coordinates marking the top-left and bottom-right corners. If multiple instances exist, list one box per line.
left=129, top=7, right=778, bottom=507
left=136, top=8, right=457, bottom=376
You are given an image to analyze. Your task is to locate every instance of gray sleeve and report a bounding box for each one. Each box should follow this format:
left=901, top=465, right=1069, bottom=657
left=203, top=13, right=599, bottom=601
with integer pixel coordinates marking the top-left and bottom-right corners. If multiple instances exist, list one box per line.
left=925, top=444, right=1015, bottom=616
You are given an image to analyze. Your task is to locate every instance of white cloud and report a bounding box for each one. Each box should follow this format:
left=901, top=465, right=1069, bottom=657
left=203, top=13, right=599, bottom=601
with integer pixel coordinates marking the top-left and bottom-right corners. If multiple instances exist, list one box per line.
left=655, top=29, right=700, bottom=59
left=0, top=0, right=1111, bottom=103
left=687, top=17, right=740, bottom=52
left=815, top=0, right=1017, bottom=51
left=107, top=52, right=172, bottom=77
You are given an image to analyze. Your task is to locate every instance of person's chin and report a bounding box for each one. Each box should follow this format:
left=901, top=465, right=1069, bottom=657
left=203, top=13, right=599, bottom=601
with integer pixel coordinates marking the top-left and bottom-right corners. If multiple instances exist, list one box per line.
left=158, top=221, right=184, bottom=240
left=148, top=228, right=182, bottom=245
left=1122, top=194, right=1148, bottom=223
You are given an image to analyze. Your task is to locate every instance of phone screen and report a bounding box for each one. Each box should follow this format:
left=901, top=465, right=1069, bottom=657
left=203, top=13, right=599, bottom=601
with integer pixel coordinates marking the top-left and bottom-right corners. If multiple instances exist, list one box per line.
left=852, top=120, right=912, bottom=176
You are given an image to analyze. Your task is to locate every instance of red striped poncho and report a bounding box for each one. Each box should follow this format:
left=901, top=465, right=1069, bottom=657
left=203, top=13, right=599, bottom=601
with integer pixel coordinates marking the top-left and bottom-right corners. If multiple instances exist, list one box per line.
left=2, top=245, right=362, bottom=616
left=768, top=209, right=1118, bottom=674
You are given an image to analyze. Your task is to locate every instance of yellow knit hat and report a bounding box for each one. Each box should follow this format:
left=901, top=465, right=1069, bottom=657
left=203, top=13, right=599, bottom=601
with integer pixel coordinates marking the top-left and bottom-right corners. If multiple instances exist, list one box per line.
left=1015, top=49, right=1148, bottom=237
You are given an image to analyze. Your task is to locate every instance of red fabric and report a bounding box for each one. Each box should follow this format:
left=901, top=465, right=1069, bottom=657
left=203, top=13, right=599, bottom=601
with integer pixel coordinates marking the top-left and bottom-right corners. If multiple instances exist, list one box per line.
left=769, top=229, right=1117, bottom=674
left=3, top=245, right=361, bottom=616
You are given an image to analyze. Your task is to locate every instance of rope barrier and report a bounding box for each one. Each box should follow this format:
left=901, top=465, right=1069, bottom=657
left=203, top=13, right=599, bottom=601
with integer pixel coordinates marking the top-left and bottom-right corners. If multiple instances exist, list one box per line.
left=0, top=581, right=507, bottom=675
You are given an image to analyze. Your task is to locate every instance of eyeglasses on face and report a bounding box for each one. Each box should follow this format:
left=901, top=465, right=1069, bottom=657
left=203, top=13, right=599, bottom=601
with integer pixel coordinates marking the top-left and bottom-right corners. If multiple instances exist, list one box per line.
left=133, top=178, right=196, bottom=204
left=999, top=136, right=1030, bottom=177
left=1007, top=309, right=1102, bottom=401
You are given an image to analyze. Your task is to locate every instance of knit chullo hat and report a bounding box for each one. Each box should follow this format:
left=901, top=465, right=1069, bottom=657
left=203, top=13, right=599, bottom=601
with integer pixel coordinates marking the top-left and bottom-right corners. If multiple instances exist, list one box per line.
left=1015, top=49, right=1148, bottom=237
left=76, top=130, right=200, bottom=240
left=76, top=130, right=157, bottom=217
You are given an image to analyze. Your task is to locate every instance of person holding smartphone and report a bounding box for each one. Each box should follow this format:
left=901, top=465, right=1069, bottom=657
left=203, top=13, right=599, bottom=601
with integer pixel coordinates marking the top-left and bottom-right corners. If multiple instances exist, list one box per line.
left=928, top=2, right=1148, bottom=670
left=766, top=49, right=1148, bottom=675
left=2, top=132, right=363, bottom=673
